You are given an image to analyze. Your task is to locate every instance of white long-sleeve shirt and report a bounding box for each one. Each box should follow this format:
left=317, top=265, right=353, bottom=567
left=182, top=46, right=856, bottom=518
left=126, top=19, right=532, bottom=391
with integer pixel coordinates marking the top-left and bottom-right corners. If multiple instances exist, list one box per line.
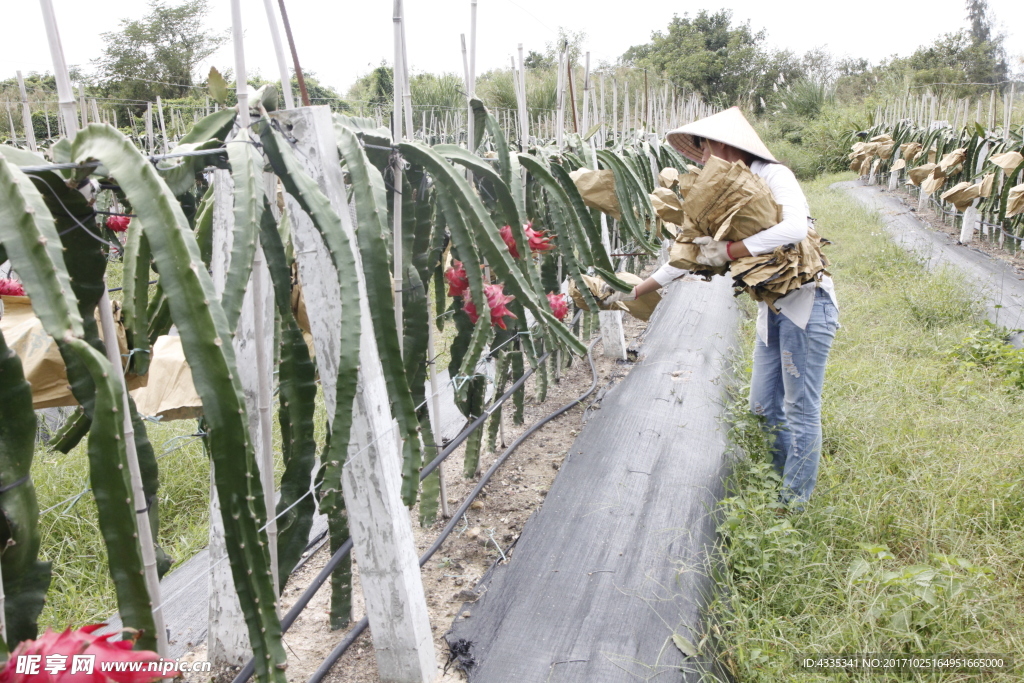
left=649, top=159, right=837, bottom=342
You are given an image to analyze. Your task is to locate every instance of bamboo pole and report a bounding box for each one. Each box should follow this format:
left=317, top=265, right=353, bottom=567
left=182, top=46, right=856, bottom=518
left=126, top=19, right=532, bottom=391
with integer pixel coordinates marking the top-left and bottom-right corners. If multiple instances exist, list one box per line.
left=623, top=84, right=630, bottom=141
left=262, top=0, right=295, bottom=109
left=555, top=45, right=565, bottom=147
left=393, top=0, right=406, bottom=353
left=6, top=104, right=18, bottom=147
left=78, top=82, right=87, bottom=128
left=155, top=96, right=168, bottom=154
left=39, top=0, right=79, bottom=140
left=643, top=69, right=649, bottom=131
left=461, top=34, right=471, bottom=149
left=425, top=322, right=450, bottom=519
left=16, top=71, right=37, bottom=151
left=400, top=9, right=413, bottom=137
left=1004, top=84, right=1015, bottom=142
left=98, top=287, right=170, bottom=659
left=612, top=79, right=618, bottom=145
left=146, top=103, right=154, bottom=154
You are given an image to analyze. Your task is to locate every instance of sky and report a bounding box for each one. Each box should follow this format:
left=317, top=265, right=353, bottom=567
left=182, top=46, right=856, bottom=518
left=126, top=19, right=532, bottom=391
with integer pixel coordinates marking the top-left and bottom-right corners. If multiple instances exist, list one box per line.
left=3, top=0, right=1023, bottom=95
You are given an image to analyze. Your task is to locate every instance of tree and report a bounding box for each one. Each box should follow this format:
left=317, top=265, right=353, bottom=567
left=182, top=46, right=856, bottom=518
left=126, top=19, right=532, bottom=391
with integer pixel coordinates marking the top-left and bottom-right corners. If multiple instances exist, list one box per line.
left=963, top=0, right=1008, bottom=85
left=345, top=63, right=394, bottom=115
left=620, top=10, right=800, bottom=110
left=524, top=51, right=552, bottom=70
left=94, top=0, right=227, bottom=107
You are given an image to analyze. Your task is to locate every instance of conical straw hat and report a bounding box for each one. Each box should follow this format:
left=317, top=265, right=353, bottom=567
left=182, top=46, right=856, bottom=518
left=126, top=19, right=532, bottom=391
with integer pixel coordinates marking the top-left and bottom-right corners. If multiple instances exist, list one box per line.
left=666, top=107, right=778, bottom=164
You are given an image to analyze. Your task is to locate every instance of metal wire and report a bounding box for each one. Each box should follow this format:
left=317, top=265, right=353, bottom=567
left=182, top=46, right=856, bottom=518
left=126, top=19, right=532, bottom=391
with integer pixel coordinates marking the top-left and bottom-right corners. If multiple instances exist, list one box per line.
left=306, top=332, right=601, bottom=683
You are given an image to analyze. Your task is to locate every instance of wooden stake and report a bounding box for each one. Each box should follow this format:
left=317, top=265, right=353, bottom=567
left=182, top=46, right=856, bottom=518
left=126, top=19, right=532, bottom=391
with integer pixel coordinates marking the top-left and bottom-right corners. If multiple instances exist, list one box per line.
left=277, top=0, right=310, bottom=106
left=567, top=53, right=579, bottom=134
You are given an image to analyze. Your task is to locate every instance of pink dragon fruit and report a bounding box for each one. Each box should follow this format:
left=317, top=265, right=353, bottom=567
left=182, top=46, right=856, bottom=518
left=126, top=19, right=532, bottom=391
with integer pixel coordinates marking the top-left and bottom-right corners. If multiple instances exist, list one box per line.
left=105, top=215, right=131, bottom=233
left=547, top=292, right=569, bottom=321
left=463, top=283, right=518, bottom=330
left=499, top=225, right=520, bottom=259
left=0, top=278, right=26, bottom=296
left=524, top=222, right=554, bottom=253
left=0, top=625, right=167, bottom=683
left=444, top=260, right=469, bottom=297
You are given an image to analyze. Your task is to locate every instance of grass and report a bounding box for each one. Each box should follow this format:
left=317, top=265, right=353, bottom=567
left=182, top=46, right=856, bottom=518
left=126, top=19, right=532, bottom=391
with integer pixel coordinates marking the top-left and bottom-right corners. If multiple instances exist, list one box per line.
left=33, top=418, right=211, bottom=628
left=30, top=261, right=457, bottom=629
left=706, top=173, right=1024, bottom=681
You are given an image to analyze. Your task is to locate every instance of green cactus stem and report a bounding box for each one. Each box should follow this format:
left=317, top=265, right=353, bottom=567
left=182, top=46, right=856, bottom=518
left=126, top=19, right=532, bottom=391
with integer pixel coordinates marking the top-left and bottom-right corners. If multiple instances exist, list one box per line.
left=71, top=124, right=286, bottom=682
left=0, top=328, right=51, bottom=647
left=259, top=122, right=361, bottom=631
left=257, top=198, right=317, bottom=591
left=334, top=123, right=424, bottom=506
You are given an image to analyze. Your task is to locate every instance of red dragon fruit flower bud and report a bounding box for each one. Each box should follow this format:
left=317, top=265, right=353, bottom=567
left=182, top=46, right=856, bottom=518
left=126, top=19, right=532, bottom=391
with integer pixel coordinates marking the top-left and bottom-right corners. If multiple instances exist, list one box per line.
left=499, top=225, right=520, bottom=259
left=547, top=292, right=569, bottom=321
left=444, top=260, right=469, bottom=297
left=524, top=222, right=554, bottom=253
left=0, top=625, right=168, bottom=683
left=463, top=283, right=518, bottom=330
left=0, top=278, right=26, bottom=296
left=105, top=215, right=131, bottom=233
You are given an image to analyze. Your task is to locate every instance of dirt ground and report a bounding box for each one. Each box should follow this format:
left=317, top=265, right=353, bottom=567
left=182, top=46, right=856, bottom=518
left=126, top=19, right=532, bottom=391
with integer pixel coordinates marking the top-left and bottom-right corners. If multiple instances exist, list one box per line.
left=180, top=307, right=652, bottom=683
left=889, top=185, right=1024, bottom=278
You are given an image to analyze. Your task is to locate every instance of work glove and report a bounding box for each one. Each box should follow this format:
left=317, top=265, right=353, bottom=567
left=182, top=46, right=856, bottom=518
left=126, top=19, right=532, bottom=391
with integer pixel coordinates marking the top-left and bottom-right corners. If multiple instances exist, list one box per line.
left=694, top=236, right=732, bottom=267
left=603, top=288, right=635, bottom=305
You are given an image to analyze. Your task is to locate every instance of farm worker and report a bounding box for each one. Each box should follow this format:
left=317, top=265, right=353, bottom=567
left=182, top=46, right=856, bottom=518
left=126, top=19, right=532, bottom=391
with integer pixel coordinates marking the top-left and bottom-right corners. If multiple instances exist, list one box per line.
left=607, top=107, right=839, bottom=506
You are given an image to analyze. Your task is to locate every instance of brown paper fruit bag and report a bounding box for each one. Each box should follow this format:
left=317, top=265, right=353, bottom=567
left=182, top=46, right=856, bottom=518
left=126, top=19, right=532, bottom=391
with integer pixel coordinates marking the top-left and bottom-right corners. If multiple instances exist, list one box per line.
left=569, top=168, right=621, bottom=219
left=569, top=272, right=662, bottom=322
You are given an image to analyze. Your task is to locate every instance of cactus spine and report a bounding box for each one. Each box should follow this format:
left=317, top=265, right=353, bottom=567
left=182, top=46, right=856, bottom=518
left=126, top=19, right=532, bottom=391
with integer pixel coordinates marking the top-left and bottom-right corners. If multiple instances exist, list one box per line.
left=70, top=125, right=286, bottom=681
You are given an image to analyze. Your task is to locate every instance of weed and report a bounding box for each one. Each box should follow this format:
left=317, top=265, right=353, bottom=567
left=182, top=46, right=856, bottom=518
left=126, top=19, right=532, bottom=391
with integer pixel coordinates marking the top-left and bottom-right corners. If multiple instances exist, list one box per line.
left=949, top=322, right=1024, bottom=389
left=705, top=175, right=1024, bottom=682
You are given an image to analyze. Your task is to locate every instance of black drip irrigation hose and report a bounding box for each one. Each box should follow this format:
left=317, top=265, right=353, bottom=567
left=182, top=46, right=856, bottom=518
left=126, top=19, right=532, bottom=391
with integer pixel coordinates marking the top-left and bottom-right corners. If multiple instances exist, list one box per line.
left=231, top=311, right=592, bottom=683
left=306, top=334, right=602, bottom=683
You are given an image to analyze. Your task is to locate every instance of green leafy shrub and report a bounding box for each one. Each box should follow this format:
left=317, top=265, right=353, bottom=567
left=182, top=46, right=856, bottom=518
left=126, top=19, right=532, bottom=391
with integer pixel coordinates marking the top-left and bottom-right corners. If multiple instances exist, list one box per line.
left=951, top=322, right=1024, bottom=388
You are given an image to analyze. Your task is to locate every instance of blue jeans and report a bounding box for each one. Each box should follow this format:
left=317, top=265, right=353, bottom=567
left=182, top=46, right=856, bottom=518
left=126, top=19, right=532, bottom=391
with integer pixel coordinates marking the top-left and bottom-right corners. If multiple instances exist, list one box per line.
left=749, top=289, right=838, bottom=504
